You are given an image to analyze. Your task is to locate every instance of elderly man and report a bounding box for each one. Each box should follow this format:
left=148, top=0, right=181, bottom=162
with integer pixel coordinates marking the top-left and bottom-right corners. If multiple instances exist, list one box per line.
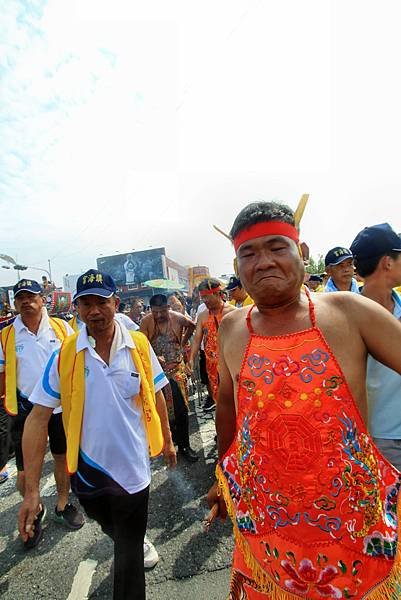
left=324, top=246, right=360, bottom=292
left=140, top=294, right=198, bottom=462
left=208, top=201, right=401, bottom=599
left=18, top=270, right=176, bottom=600
left=0, top=279, right=84, bottom=549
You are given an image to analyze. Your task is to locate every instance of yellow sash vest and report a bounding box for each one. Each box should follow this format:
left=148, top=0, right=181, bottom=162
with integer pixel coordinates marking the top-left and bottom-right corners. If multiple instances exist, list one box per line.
left=59, top=330, right=164, bottom=474
left=68, top=316, right=78, bottom=333
left=0, top=317, right=67, bottom=416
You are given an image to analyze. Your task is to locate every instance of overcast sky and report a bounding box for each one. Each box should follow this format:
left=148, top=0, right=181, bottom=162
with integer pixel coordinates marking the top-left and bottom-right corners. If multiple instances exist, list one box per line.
left=1, top=0, right=400, bottom=287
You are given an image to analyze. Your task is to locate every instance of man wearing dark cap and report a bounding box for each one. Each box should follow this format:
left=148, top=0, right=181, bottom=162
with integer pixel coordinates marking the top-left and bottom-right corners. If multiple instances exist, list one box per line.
left=306, top=273, right=324, bottom=292
left=351, top=223, right=401, bottom=470
left=226, top=276, right=253, bottom=308
left=19, top=269, right=176, bottom=600
left=324, top=246, right=360, bottom=292
left=0, top=279, right=84, bottom=549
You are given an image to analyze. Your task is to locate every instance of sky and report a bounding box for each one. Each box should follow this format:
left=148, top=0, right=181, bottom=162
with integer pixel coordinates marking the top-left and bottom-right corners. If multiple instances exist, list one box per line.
left=1, top=0, right=401, bottom=287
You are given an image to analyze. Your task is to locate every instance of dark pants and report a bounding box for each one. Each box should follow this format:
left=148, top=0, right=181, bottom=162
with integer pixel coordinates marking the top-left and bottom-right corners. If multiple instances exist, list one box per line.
left=0, top=398, right=10, bottom=470
left=80, top=486, right=149, bottom=600
left=199, top=349, right=209, bottom=386
left=169, top=378, right=190, bottom=449
left=10, top=405, right=66, bottom=471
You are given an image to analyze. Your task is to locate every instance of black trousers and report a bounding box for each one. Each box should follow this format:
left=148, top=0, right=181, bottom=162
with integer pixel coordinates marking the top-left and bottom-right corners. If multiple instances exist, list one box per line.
left=0, top=398, right=10, bottom=470
left=169, top=378, right=190, bottom=449
left=80, top=486, right=149, bottom=600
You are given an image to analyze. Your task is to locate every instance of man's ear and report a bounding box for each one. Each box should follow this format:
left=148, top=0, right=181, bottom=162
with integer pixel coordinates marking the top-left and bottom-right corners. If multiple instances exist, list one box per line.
left=114, top=296, right=120, bottom=310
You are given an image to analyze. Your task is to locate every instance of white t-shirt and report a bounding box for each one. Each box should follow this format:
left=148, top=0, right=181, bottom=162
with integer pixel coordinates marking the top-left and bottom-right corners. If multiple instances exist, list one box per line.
left=29, top=321, right=168, bottom=495
left=115, top=312, right=139, bottom=331
left=0, top=309, right=73, bottom=414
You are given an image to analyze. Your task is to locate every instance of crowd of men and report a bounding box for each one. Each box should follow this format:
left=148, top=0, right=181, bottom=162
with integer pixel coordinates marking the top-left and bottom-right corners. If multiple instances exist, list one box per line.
left=1, top=204, right=401, bottom=599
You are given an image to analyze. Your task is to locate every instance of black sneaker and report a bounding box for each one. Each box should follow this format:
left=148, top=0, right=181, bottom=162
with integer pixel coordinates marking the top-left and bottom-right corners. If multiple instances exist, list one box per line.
left=203, top=396, right=216, bottom=412
left=54, top=503, right=85, bottom=530
left=178, top=447, right=199, bottom=462
left=24, top=504, right=47, bottom=550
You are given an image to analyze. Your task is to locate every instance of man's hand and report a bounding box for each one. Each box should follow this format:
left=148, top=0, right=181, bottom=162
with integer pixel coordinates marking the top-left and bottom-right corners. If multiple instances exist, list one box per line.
left=207, top=480, right=227, bottom=520
left=163, top=440, right=177, bottom=468
left=18, top=492, right=41, bottom=542
left=185, top=358, right=194, bottom=376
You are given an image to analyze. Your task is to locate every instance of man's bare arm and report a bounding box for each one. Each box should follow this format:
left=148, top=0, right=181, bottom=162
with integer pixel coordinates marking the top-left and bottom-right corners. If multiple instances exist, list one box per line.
left=179, top=314, right=196, bottom=346
left=155, top=390, right=176, bottom=468
left=216, top=322, right=237, bottom=460
left=139, top=314, right=151, bottom=338
left=188, top=312, right=206, bottom=370
left=207, top=319, right=236, bottom=518
left=18, top=404, right=53, bottom=541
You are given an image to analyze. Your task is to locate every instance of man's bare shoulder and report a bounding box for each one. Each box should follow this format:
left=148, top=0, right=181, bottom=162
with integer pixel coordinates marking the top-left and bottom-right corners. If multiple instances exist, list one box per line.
left=313, top=290, right=376, bottom=312
left=221, top=306, right=249, bottom=328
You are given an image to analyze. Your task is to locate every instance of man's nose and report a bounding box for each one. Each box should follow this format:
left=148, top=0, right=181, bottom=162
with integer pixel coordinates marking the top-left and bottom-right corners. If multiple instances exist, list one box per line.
left=255, top=250, right=275, bottom=269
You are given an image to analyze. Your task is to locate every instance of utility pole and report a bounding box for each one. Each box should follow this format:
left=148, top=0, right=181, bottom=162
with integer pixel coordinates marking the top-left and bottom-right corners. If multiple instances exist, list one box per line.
left=48, top=259, right=52, bottom=282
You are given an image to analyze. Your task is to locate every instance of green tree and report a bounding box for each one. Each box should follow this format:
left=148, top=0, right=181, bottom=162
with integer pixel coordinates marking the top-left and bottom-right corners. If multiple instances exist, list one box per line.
left=306, top=254, right=325, bottom=274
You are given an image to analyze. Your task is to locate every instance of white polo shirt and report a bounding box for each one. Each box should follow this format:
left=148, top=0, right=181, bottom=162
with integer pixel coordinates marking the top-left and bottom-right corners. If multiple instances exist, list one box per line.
left=0, top=308, right=73, bottom=414
left=29, top=321, right=168, bottom=495
left=114, top=312, right=139, bottom=331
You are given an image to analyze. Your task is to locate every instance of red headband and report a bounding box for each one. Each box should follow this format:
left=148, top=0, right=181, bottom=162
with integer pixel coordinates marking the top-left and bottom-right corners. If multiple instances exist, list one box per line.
left=199, top=287, right=221, bottom=296
left=233, top=221, right=299, bottom=252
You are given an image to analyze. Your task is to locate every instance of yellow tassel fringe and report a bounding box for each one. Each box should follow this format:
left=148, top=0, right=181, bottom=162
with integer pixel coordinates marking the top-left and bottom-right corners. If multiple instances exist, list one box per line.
left=216, top=464, right=401, bottom=600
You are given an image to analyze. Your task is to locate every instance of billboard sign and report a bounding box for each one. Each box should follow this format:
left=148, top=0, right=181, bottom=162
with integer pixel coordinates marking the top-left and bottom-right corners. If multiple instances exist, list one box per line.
left=97, top=248, right=166, bottom=286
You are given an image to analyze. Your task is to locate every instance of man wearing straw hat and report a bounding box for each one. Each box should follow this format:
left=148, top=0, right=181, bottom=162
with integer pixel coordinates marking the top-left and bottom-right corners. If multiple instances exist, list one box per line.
left=208, top=201, right=401, bottom=599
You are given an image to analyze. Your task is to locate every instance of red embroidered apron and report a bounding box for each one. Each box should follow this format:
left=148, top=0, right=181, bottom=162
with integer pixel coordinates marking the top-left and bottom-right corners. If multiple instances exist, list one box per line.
left=203, top=306, right=224, bottom=402
left=217, top=291, right=401, bottom=599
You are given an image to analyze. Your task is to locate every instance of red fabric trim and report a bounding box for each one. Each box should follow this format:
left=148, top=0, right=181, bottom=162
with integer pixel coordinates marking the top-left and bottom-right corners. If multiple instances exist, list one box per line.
left=233, top=221, right=299, bottom=251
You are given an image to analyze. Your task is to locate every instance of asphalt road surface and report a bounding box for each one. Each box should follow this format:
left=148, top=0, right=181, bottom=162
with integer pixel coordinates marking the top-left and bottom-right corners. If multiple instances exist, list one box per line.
left=0, top=395, right=234, bottom=600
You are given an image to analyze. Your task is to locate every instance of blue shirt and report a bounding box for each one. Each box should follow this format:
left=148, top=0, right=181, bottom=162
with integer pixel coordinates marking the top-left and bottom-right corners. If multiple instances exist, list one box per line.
left=367, top=291, right=401, bottom=438
left=324, top=277, right=360, bottom=293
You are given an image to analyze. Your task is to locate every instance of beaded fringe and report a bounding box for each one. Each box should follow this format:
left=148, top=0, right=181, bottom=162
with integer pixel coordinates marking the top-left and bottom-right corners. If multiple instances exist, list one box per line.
left=216, top=464, right=401, bottom=600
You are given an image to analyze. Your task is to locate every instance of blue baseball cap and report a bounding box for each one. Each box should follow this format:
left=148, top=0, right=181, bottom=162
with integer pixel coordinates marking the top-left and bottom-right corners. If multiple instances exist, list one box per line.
left=350, top=223, right=401, bottom=261
left=73, top=269, right=117, bottom=301
left=226, top=276, right=242, bottom=291
left=13, top=279, right=42, bottom=297
left=324, top=247, right=354, bottom=267
left=308, top=274, right=323, bottom=283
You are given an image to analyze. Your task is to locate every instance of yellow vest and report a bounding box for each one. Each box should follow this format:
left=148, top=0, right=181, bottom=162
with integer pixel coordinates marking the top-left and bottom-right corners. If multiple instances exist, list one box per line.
left=68, top=316, right=80, bottom=333
left=59, top=330, right=163, bottom=474
left=0, top=317, right=67, bottom=416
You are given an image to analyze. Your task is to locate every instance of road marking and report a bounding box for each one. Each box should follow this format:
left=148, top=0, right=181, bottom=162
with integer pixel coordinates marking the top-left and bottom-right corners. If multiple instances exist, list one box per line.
left=67, top=559, right=98, bottom=600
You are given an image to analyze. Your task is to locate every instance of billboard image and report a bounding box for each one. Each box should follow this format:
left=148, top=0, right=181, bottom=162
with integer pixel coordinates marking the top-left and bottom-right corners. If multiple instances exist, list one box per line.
left=97, top=248, right=166, bottom=286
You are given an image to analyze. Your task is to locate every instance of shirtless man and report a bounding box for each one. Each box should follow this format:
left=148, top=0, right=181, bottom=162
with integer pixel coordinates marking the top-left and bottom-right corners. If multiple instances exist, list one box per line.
left=187, top=279, right=235, bottom=411
left=140, top=294, right=198, bottom=462
left=208, top=201, right=401, bottom=599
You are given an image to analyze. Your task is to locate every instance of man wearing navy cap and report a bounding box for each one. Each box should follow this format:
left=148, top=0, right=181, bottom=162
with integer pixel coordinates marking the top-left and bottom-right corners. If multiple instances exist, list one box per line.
left=324, top=246, right=360, bottom=292
left=0, top=279, right=84, bottom=549
left=351, top=223, right=401, bottom=469
left=306, top=274, right=324, bottom=292
left=19, top=269, right=176, bottom=600
left=226, top=276, right=253, bottom=308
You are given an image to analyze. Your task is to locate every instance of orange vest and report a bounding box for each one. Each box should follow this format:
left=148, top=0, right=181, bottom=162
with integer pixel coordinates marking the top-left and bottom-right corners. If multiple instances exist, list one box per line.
left=217, top=291, right=401, bottom=599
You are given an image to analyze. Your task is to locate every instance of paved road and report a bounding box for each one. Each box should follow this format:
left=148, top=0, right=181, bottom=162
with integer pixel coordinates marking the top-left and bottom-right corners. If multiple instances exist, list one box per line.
left=0, top=397, right=234, bottom=600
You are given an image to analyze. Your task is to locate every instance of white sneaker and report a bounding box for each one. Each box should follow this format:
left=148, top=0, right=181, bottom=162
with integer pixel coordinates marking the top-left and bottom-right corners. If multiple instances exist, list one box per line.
left=144, top=535, right=159, bottom=569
